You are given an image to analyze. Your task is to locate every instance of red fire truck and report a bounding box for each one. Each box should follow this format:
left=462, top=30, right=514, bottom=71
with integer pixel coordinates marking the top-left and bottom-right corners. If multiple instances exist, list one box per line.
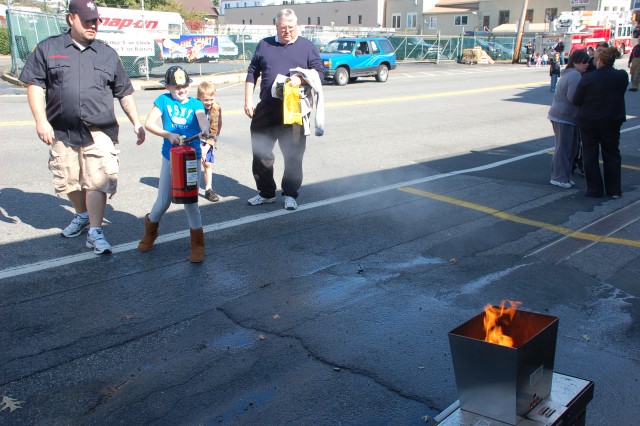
left=540, top=10, right=634, bottom=58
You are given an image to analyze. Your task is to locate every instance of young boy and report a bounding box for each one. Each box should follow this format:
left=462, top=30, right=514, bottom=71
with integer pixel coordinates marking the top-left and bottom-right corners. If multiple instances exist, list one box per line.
left=197, top=81, right=223, bottom=202
left=138, top=66, right=210, bottom=262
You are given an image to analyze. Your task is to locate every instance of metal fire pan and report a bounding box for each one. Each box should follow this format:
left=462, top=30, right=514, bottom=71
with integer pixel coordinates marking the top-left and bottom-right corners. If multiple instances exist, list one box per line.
left=448, top=309, right=559, bottom=425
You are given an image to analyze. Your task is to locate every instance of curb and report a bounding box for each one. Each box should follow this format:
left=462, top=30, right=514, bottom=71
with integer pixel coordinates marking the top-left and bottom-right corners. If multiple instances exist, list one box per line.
left=2, top=73, right=26, bottom=87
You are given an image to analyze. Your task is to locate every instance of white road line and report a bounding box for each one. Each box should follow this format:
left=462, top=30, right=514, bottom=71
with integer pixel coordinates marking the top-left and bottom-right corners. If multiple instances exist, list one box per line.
left=2, top=124, right=639, bottom=281
left=0, top=147, right=553, bottom=280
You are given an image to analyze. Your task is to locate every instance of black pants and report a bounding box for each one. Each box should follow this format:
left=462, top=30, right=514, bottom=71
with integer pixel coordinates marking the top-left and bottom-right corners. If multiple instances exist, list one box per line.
left=579, top=122, right=622, bottom=197
left=250, top=100, right=306, bottom=199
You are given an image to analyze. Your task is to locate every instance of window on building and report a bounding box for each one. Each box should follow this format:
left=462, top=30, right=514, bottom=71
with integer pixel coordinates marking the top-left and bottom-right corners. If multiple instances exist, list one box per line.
left=483, top=15, right=490, bottom=29
left=454, top=15, right=468, bottom=26
left=526, top=9, right=533, bottom=22
left=242, top=19, right=245, bottom=24
left=250, top=19, right=252, bottom=24
left=244, top=2, right=247, bottom=6
left=348, top=16, right=351, bottom=25
left=499, top=10, right=509, bottom=25
left=428, top=16, right=437, bottom=29
left=392, top=14, right=401, bottom=29
left=359, top=15, right=362, bottom=24
left=407, top=13, right=417, bottom=29
left=545, top=8, right=558, bottom=22
left=317, top=17, right=321, bottom=25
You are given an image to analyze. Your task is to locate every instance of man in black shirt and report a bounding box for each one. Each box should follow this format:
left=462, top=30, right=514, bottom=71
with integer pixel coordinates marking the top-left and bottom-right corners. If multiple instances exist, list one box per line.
left=20, top=0, right=145, bottom=255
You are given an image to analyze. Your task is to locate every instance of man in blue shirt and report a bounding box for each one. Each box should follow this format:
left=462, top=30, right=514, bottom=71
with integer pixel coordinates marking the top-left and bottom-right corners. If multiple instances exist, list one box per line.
left=19, top=0, right=145, bottom=255
left=244, top=9, right=324, bottom=211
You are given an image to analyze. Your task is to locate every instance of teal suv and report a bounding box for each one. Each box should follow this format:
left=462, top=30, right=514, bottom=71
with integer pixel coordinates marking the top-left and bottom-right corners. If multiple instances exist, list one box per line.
left=320, top=37, right=397, bottom=86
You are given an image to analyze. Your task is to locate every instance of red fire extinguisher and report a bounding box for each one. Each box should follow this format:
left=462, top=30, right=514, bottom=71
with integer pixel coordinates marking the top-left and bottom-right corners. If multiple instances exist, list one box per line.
left=170, top=134, right=200, bottom=204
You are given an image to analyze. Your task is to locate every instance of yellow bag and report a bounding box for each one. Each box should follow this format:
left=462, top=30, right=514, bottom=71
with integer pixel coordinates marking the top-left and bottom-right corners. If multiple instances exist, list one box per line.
left=283, top=81, right=303, bottom=125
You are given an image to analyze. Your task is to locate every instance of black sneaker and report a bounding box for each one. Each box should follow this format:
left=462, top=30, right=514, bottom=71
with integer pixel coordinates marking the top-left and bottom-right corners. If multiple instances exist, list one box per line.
left=205, top=189, right=220, bottom=202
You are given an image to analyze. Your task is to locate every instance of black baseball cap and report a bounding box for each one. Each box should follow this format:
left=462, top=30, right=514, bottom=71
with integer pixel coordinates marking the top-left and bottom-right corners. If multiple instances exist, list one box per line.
left=161, top=66, right=193, bottom=86
left=69, top=0, right=101, bottom=21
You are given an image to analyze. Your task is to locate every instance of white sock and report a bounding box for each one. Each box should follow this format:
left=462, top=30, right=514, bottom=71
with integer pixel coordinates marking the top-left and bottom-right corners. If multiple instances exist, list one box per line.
left=77, top=212, right=89, bottom=220
left=89, top=227, right=102, bottom=235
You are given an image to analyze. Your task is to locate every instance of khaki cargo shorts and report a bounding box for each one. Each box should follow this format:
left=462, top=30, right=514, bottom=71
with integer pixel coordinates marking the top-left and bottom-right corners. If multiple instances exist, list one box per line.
left=48, top=129, right=120, bottom=196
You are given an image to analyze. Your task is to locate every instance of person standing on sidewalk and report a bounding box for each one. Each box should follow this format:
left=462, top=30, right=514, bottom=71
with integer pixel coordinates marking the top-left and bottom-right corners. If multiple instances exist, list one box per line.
left=19, top=0, right=145, bottom=255
left=628, top=42, right=640, bottom=92
left=243, top=8, right=324, bottom=211
left=549, top=52, right=561, bottom=92
left=554, top=38, right=565, bottom=65
left=524, top=41, right=534, bottom=67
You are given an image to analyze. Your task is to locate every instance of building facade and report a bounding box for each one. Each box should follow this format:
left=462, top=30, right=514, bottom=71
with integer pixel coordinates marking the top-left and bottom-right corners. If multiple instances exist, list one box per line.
left=222, top=0, right=385, bottom=29
left=219, top=0, right=632, bottom=36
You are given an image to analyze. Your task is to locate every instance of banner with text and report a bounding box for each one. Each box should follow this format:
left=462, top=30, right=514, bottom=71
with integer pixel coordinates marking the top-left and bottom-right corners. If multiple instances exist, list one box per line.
left=161, top=35, right=220, bottom=63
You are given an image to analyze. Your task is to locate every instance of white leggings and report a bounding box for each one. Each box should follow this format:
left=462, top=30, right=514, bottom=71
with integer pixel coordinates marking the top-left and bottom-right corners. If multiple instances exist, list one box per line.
left=149, top=158, right=202, bottom=229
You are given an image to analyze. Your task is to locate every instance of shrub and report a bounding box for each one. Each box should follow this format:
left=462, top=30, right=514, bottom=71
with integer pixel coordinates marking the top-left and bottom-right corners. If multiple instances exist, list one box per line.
left=0, top=27, right=10, bottom=55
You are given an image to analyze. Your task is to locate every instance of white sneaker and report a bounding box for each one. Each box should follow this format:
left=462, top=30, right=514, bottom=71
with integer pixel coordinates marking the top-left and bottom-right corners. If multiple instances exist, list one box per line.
left=86, top=229, right=112, bottom=255
left=61, top=214, right=90, bottom=238
left=283, top=195, right=298, bottom=211
left=550, top=180, right=572, bottom=189
left=247, top=194, right=276, bottom=206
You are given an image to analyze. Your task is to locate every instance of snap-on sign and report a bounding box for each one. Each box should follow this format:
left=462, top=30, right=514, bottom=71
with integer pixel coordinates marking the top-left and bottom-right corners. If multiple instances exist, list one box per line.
left=100, top=17, right=159, bottom=31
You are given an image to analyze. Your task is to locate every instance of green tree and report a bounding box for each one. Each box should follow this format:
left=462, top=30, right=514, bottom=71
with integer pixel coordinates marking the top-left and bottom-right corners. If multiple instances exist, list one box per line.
left=0, top=27, right=10, bottom=55
left=96, top=0, right=170, bottom=9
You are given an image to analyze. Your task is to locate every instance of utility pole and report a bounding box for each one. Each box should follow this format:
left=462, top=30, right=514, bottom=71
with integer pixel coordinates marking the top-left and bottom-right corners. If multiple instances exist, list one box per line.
left=512, top=0, right=529, bottom=64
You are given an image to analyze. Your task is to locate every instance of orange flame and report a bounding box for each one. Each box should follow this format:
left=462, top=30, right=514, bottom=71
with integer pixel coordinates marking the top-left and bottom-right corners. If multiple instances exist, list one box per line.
left=483, top=300, right=523, bottom=347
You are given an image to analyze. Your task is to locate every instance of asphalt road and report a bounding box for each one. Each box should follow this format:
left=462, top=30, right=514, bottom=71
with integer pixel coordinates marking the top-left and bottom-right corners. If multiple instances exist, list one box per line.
left=1, top=60, right=639, bottom=425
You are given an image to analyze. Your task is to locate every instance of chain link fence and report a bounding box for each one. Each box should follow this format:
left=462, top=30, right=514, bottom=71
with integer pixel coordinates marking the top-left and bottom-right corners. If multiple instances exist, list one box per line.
left=5, top=7, right=528, bottom=81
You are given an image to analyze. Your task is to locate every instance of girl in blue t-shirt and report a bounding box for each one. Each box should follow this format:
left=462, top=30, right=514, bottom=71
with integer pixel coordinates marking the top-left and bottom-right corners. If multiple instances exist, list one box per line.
left=138, top=66, right=210, bottom=263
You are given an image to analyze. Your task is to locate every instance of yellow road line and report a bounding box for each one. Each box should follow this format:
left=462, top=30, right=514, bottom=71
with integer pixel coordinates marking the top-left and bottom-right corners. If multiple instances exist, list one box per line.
left=325, top=81, right=549, bottom=107
left=399, top=186, right=640, bottom=248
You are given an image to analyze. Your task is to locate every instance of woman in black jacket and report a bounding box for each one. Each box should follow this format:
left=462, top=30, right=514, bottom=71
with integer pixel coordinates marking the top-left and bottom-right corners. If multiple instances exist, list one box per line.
left=572, top=47, right=628, bottom=198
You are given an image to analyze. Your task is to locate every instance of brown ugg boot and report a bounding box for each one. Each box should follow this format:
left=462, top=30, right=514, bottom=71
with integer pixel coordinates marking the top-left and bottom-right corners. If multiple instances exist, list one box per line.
left=138, top=214, right=160, bottom=252
left=189, top=228, right=205, bottom=263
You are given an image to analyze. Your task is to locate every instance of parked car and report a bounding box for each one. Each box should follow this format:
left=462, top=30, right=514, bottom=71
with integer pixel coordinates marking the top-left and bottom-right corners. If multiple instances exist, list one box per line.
left=310, top=37, right=328, bottom=52
left=473, top=39, right=513, bottom=60
left=388, top=36, right=443, bottom=60
left=320, top=37, right=397, bottom=86
left=124, top=40, right=165, bottom=77
left=217, top=35, right=240, bottom=59
left=230, top=34, right=261, bottom=60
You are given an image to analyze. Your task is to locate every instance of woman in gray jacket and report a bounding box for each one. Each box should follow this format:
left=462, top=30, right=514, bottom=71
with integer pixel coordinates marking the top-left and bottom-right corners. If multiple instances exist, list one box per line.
left=547, top=50, right=590, bottom=188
